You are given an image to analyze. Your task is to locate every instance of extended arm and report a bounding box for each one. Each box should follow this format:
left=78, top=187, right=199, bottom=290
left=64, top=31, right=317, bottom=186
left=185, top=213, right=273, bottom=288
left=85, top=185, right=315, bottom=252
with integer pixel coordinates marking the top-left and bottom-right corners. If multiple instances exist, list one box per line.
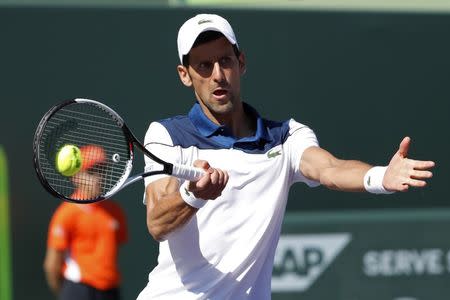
left=146, top=160, right=228, bottom=241
left=300, top=146, right=371, bottom=192
left=300, top=136, right=434, bottom=193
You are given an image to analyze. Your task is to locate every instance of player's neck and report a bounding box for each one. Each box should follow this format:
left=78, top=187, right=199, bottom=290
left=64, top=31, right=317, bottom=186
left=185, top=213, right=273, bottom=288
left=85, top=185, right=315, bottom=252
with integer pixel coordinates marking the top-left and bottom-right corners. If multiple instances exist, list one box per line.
left=232, top=109, right=256, bottom=138
left=216, top=103, right=256, bottom=138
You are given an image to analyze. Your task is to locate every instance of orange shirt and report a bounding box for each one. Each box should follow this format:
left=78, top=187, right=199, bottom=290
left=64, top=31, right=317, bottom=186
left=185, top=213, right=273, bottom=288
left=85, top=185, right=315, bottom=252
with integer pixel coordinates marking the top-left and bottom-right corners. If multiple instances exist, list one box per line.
left=47, top=201, right=127, bottom=290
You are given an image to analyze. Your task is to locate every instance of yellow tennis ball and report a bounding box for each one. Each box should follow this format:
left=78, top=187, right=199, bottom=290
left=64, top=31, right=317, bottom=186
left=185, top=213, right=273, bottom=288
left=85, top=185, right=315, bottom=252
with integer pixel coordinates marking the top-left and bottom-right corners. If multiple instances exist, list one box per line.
left=55, top=144, right=83, bottom=176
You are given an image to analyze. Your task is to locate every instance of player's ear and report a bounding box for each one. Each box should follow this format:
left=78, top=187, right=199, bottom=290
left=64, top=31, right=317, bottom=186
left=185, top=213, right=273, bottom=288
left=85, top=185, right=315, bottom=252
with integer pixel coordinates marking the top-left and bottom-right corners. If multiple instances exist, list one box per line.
left=238, top=51, right=246, bottom=76
left=177, top=65, right=192, bottom=87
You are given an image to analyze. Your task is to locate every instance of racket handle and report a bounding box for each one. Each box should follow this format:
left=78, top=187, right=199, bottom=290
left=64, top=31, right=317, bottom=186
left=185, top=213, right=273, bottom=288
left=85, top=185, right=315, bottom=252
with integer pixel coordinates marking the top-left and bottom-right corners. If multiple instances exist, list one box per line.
left=171, top=164, right=205, bottom=181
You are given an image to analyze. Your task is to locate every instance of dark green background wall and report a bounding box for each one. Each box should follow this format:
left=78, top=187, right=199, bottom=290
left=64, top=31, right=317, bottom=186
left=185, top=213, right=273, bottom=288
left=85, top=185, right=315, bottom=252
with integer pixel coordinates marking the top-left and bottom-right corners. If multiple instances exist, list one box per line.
left=1, top=5, right=449, bottom=300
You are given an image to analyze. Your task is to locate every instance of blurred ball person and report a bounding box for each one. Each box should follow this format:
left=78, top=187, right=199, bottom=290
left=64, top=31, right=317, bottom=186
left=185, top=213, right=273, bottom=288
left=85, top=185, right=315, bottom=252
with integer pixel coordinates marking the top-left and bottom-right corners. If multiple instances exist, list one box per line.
left=44, top=145, right=128, bottom=300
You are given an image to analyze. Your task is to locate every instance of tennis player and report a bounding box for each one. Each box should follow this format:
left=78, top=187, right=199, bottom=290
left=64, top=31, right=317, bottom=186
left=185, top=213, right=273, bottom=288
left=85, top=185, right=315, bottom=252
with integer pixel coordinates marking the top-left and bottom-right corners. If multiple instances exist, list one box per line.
left=44, top=145, right=128, bottom=300
left=137, top=14, right=435, bottom=299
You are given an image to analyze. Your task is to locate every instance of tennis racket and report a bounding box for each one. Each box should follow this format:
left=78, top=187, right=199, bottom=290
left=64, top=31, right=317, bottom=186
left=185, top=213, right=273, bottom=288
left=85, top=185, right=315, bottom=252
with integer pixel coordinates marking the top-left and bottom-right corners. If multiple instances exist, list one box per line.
left=33, top=98, right=205, bottom=203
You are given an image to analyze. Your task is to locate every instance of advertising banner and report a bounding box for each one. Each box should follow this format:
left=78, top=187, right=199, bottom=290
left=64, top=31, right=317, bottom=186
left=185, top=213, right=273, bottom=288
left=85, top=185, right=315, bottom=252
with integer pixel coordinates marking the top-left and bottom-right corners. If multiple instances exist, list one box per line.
left=272, top=210, right=450, bottom=300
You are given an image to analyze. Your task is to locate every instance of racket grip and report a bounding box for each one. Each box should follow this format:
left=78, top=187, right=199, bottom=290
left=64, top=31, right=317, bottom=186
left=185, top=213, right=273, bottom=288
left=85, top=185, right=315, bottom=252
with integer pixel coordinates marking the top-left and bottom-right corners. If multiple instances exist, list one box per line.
left=171, top=164, right=205, bottom=181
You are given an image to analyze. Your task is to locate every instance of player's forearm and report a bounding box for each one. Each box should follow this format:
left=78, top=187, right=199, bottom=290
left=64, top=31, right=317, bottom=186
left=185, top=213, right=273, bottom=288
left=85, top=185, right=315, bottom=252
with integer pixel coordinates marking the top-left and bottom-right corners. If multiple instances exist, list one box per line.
left=44, top=269, right=62, bottom=295
left=43, top=249, right=64, bottom=296
left=146, top=187, right=198, bottom=241
left=319, top=159, right=372, bottom=192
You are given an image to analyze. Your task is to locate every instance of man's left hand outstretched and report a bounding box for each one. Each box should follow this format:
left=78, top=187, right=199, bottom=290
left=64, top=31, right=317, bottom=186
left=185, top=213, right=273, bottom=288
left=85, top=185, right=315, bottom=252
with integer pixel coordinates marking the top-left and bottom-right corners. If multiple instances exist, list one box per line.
left=383, top=136, right=435, bottom=192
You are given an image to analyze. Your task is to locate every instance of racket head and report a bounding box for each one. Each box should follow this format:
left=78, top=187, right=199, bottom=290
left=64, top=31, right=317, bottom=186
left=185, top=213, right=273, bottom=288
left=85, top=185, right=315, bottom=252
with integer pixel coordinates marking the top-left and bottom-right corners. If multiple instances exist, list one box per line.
left=33, top=98, right=134, bottom=203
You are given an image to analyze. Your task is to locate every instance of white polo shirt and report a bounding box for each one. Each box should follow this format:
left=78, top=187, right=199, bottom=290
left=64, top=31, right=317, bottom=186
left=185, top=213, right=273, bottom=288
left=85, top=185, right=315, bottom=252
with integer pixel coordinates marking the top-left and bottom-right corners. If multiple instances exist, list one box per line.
left=137, top=103, right=319, bottom=300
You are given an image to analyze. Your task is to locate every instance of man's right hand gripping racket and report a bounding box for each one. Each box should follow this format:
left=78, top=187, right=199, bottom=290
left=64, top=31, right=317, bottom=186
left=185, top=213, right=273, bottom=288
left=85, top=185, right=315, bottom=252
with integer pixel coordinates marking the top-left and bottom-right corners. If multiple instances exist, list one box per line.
left=33, top=98, right=205, bottom=203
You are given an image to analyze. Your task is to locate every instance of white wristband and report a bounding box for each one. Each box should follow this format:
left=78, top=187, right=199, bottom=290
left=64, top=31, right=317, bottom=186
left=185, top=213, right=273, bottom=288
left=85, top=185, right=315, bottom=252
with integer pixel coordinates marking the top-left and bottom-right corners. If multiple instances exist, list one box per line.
left=179, top=181, right=206, bottom=209
left=363, top=166, right=394, bottom=194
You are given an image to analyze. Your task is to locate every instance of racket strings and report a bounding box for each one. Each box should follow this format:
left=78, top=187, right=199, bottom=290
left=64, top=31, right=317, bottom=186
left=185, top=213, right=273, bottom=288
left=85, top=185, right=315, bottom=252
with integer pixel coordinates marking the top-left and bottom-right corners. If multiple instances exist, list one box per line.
left=38, top=102, right=132, bottom=201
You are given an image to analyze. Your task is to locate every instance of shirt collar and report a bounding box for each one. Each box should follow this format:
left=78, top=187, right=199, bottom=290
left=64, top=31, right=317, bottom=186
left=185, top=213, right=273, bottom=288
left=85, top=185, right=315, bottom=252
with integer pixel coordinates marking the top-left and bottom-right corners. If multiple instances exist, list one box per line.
left=188, top=101, right=272, bottom=143
left=188, top=102, right=220, bottom=137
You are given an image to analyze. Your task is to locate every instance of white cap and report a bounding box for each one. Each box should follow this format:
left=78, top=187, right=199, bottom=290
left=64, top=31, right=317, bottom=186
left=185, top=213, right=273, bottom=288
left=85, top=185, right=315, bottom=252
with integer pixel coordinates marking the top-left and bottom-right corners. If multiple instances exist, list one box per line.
left=177, top=14, right=239, bottom=64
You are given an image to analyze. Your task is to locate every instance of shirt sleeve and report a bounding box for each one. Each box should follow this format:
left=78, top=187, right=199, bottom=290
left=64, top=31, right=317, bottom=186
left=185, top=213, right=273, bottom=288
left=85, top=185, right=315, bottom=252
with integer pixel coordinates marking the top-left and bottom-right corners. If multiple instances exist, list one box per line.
left=115, top=205, right=128, bottom=244
left=47, top=205, right=72, bottom=250
left=286, top=119, right=321, bottom=187
left=142, top=122, right=181, bottom=204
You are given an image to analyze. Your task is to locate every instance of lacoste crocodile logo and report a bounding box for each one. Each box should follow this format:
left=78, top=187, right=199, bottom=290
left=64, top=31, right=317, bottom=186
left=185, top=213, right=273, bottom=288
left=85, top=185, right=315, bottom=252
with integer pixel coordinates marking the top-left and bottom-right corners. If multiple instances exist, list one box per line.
left=367, top=176, right=371, bottom=186
left=267, top=149, right=282, bottom=158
